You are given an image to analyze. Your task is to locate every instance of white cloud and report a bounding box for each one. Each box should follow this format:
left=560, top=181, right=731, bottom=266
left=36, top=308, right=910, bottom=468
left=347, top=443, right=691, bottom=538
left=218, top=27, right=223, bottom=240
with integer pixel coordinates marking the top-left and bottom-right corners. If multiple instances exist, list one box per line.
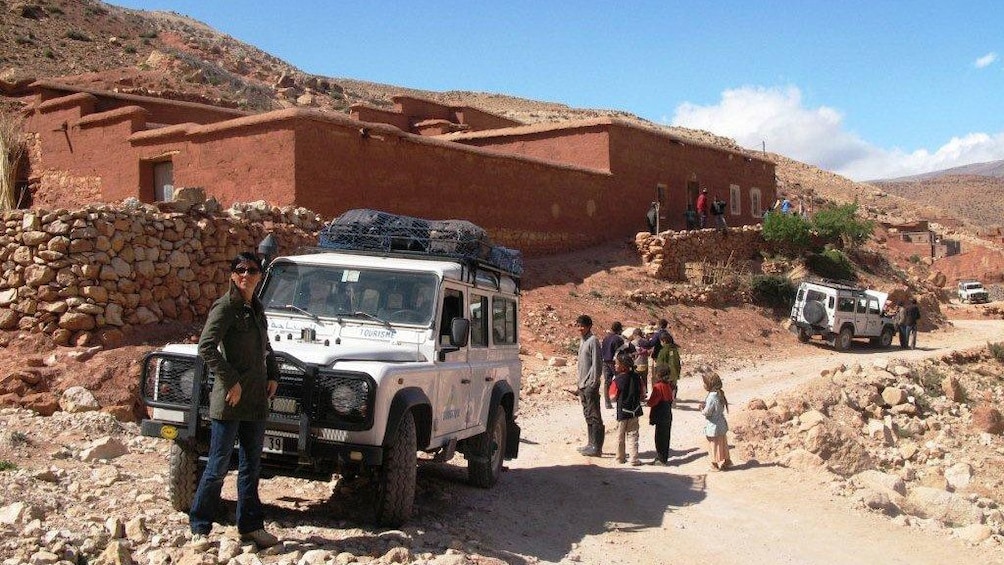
left=670, top=85, right=1004, bottom=181
left=975, top=52, right=998, bottom=69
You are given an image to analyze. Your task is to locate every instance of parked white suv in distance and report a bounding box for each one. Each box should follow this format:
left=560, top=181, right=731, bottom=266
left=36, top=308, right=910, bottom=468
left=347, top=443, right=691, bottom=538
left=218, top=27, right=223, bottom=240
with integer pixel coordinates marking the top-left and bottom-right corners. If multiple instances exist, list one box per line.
left=958, top=279, right=989, bottom=304
left=790, top=279, right=897, bottom=350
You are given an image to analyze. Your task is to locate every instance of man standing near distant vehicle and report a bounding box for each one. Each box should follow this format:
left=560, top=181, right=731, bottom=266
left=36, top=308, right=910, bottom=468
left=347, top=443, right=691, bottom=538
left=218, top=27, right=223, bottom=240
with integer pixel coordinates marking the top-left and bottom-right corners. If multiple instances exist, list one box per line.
left=903, top=298, right=921, bottom=349
left=696, top=188, right=709, bottom=228
left=646, top=202, right=659, bottom=234
left=576, top=315, right=604, bottom=457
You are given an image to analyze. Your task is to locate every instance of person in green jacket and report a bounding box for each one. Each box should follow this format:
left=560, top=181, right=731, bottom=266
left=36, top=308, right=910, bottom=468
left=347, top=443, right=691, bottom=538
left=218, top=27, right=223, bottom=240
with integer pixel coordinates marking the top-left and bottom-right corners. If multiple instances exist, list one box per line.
left=189, top=252, right=280, bottom=550
left=654, top=332, right=681, bottom=394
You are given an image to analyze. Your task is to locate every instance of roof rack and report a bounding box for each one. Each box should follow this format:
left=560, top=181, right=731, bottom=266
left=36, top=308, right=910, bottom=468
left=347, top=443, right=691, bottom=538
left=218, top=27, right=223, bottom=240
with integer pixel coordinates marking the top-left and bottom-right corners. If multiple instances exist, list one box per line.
left=808, top=277, right=864, bottom=292
left=315, top=209, right=523, bottom=279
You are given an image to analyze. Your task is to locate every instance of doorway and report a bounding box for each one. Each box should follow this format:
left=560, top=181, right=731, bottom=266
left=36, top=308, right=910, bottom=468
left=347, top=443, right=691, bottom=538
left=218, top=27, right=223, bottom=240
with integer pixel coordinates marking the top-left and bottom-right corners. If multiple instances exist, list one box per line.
left=153, top=161, right=174, bottom=202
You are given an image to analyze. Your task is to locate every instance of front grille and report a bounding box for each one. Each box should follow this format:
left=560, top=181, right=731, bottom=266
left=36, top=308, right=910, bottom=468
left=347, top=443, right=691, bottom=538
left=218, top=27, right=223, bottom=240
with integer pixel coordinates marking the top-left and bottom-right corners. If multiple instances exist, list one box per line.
left=142, top=353, right=200, bottom=407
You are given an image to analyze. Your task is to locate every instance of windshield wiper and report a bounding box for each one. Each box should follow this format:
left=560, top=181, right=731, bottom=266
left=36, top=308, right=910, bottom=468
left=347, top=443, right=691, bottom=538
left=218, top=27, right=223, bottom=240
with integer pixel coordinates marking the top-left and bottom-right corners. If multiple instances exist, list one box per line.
left=336, top=310, right=392, bottom=329
left=277, top=304, right=320, bottom=322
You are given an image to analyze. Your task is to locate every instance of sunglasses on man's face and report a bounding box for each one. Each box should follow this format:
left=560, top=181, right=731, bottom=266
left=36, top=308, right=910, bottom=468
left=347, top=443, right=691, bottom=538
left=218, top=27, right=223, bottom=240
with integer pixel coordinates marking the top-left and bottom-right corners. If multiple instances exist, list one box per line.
left=233, top=266, right=261, bottom=275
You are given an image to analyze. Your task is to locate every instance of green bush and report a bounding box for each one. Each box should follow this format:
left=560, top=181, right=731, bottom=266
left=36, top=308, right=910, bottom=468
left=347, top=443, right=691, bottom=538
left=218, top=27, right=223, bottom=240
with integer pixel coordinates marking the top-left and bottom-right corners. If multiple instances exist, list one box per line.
left=908, top=254, right=921, bottom=264
left=811, top=202, right=874, bottom=247
left=989, top=341, right=1004, bottom=363
left=139, top=30, right=159, bottom=39
left=0, top=460, right=15, bottom=472
left=805, top=248, right=855, bottom=280
left=762, top=211, right=812, bottom=249
left=749, top=275, right=795, bottom=309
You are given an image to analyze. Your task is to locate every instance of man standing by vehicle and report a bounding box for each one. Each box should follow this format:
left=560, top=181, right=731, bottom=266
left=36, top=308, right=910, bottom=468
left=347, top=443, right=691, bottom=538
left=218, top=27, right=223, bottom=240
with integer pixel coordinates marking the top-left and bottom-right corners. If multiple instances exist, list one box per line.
left=576, top=315, right=604, bottom=457
left=903, top=298, right=921, bottom=349
left=189, top=252, right=280, bottom=550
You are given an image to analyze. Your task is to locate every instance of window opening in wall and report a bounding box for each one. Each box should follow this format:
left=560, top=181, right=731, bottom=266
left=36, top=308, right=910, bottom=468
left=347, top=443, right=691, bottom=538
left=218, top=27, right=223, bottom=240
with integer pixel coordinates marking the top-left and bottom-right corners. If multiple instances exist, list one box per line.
left=153, top=161, right=174, bottom=202
left=749, top=188, right=762, bottom=217
left=729, top=184, right=741, bottom=215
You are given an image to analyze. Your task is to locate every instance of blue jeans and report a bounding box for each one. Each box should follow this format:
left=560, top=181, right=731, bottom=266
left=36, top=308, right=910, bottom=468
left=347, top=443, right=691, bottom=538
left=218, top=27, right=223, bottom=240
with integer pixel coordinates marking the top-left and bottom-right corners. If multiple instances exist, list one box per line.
left=190, top=419, right=266, bottom=535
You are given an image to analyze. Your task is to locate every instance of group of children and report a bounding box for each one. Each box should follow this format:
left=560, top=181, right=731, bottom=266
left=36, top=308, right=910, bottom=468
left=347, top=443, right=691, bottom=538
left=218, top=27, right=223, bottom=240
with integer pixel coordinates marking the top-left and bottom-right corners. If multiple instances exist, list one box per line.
left=606, top=343, right=732, bottom=471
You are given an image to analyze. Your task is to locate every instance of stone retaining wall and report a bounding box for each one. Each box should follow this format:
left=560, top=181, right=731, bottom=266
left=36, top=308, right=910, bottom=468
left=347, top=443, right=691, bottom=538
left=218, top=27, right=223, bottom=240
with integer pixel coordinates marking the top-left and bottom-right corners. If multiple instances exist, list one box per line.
left=0, top=200, right=322, bottom=346
left=635, top=225, right=781, bottom=280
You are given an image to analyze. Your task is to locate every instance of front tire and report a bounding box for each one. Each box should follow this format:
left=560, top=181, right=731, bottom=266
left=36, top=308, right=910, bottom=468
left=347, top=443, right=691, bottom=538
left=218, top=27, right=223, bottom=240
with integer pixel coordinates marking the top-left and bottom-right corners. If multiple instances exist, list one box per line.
left=879, top=326, right=895, bottom=348
left=374, top=410, right=417, bottom=526
left=835, top=326, right=854, bottom=351
left=168, top=443, right=201, bottom=512
left=468, top=404, right=508, bottom=488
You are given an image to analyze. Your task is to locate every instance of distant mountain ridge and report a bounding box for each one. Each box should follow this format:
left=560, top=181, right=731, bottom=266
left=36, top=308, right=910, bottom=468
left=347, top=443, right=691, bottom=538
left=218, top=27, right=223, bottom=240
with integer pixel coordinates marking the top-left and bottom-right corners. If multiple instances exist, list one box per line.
left=874, top=159, right=1004, bottom=183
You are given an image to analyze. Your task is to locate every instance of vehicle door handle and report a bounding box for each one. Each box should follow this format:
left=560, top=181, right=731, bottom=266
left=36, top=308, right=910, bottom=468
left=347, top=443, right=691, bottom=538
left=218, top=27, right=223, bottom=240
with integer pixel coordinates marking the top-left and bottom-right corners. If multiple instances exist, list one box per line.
left=461, top=379, right=471, bottom=384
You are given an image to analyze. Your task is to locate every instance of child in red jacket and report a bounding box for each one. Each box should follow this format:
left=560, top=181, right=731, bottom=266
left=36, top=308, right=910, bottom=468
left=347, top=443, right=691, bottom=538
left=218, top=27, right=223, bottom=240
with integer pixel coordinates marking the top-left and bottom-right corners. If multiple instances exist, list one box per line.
left=647, top=363, right=675, bottom=465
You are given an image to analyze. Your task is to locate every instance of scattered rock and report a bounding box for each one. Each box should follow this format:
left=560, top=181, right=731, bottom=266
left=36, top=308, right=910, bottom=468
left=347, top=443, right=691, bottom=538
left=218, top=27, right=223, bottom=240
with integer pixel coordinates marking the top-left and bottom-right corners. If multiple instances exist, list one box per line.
left=80, top=436, right=128, bottom=462
left=60, top=386, right=100, bottom=413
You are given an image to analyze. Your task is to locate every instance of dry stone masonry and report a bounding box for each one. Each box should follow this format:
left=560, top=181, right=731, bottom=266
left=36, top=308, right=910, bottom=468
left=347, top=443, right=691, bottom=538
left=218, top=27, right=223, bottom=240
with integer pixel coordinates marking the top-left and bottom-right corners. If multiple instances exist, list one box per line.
left=0, top=199, right=322, bottom=346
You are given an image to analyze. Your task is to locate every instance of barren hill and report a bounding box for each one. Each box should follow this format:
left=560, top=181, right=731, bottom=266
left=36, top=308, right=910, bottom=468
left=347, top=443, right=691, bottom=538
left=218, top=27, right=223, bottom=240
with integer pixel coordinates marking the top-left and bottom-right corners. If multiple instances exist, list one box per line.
left=0, top=0, right=998, bottom=235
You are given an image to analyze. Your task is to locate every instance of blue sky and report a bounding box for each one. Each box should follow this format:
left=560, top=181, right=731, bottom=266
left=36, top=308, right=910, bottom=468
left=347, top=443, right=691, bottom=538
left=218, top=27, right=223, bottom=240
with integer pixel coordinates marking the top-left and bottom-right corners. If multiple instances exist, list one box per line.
left=108, top=1, right=1004, bottom=181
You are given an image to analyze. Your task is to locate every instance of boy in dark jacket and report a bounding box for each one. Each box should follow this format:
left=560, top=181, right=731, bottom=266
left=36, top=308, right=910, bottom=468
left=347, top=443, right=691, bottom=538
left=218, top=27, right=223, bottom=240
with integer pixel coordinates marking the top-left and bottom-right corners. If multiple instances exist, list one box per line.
left=608, top=351, right=644, bottom=466
left=647, top=363, right=675, bottom=465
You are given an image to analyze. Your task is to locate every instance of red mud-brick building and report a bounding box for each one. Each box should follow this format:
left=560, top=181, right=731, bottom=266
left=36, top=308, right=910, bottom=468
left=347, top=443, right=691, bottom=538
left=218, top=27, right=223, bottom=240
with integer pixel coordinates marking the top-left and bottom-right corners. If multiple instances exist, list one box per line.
left=15, top=81, right=776, bottom=255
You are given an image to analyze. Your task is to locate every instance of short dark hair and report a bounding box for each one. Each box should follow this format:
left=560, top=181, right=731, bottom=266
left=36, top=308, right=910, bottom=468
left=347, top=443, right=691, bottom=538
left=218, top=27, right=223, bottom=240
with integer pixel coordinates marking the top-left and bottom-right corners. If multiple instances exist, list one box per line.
left=658, top=318, right=669, bottom=329
left=576, top=314, right=592, bottom=328
left=611, top=321, right=623, bottom=333
left=230, top=251, right=263, bottom=272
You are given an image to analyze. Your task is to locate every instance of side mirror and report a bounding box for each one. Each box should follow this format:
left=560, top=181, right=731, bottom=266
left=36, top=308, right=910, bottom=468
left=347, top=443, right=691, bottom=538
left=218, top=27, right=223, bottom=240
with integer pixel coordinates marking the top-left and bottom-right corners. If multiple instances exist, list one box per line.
left=438, top=318, right=470, bottom=362
left=451, top=318, right=470, bottom=348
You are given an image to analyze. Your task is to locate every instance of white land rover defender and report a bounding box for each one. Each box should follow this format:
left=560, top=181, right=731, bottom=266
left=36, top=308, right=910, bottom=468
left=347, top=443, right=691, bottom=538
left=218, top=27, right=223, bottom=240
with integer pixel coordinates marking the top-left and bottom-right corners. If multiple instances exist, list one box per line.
left=790, top=279, right=897, bottom=350
left=958, top=279, right=989, bottom=304
left=139, top=210, right=522, bottom=526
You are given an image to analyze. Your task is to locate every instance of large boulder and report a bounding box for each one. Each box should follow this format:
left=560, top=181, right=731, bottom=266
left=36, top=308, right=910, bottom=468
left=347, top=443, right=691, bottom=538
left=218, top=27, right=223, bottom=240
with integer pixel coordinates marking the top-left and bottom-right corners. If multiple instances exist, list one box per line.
left=901, top=486, right=983, bottom=526
left=60, top=386, right=100, bottom=413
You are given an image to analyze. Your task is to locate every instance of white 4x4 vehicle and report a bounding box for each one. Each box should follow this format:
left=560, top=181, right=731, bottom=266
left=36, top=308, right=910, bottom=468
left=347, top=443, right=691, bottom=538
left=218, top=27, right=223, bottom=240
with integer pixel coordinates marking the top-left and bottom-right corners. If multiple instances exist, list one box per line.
left=139, top=211, right=522, bottom=526
left=790, top=279, right=897, bottom=350
left=958, top=279, right=989, bottom=304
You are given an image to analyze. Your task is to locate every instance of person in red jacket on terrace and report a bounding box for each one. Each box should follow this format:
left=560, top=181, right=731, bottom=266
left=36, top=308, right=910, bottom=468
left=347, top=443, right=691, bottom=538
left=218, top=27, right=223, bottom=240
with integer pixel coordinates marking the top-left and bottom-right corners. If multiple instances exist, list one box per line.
left=695, top=188, right=709, bottom=228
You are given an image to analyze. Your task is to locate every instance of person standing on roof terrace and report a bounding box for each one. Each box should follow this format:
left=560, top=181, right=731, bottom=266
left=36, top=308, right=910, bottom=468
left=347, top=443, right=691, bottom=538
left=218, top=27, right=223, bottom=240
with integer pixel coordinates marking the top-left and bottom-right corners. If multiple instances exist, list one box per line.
left=696, top=188, right=709, bottom=228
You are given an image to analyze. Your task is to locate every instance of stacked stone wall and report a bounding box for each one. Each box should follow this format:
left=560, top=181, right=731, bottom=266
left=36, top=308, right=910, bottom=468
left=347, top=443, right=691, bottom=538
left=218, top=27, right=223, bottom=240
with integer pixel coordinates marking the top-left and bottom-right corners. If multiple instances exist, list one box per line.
left=635, top=224, right=804, bottom=281
left=0, top=200, right=322, bottom=346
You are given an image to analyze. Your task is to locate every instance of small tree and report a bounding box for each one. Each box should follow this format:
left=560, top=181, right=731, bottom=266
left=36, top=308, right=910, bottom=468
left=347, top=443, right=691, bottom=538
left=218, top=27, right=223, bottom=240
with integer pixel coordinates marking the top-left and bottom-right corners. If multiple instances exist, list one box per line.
left=811, top=202, right=874, bottom=248
left=762, top=210, right=812, bottom=250
left=0, top=109, right=26, bottom=211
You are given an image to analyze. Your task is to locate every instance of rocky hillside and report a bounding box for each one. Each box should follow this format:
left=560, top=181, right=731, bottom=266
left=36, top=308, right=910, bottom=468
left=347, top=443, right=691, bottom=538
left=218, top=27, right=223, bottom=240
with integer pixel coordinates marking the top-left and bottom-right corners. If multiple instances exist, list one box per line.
left=873, top=175, right=1004, bottom=231
left=1, top=0, right=999, bottom=237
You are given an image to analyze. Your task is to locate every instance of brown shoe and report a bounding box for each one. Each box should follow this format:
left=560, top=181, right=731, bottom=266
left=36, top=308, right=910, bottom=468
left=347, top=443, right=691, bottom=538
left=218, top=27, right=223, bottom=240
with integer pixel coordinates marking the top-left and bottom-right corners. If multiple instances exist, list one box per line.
left=240, top=529, right=279, bottom=549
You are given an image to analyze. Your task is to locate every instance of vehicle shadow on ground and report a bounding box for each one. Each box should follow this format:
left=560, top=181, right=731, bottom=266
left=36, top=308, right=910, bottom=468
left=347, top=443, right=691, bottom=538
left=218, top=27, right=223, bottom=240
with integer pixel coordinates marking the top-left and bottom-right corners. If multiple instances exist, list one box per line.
left=259, top=458, right=707, bottom=563
left=803, top=341, right=935, bottom=355
left=413, top=459, right=708, bottom=563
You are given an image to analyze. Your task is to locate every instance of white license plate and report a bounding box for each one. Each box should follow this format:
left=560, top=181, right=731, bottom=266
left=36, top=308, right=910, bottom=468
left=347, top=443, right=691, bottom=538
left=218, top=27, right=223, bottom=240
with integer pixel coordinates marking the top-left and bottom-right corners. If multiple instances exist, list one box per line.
left=263, top=434, right=291, bottom=454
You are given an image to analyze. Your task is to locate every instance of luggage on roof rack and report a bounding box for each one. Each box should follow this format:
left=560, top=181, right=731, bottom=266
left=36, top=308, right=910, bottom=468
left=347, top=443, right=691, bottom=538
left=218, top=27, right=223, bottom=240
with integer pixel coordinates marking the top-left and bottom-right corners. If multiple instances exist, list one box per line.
left=318, top=209, right=523, bottom=277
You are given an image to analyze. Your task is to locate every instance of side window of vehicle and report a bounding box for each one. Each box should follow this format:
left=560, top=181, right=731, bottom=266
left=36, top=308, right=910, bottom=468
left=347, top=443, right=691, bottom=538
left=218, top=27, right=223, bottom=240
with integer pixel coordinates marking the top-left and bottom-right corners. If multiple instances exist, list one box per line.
left=439, top=289, right=463, bottom=345
left=857, top=297, right=868, bottom=314
left=470, top=294, right=489, bottom=348
left=491, top=296, right=517, bottom=345
left=868, top=299, right=880, bottom=315
left=828, top=296, right=835, bottom=309
left=837, top=297, right=855, bottom=312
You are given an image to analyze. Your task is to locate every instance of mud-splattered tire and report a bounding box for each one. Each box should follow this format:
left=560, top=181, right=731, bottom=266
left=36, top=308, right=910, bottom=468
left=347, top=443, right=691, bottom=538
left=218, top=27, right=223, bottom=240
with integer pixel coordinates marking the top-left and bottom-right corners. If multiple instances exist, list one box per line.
left=468, top=404, right=507, bottom=488
left=879, top=326, right=895, bottom=348
left=168, top=443, right=200, bottom=512
left=374, top=410, right=417, bottom=526
left=835, top=326, right=854, bottom=351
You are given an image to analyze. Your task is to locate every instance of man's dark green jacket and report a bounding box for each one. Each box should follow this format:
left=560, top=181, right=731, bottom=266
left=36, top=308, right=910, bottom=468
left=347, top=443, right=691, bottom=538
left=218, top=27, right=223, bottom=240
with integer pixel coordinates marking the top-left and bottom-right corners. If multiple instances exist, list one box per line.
left=198, top=282, right=279, bottom=420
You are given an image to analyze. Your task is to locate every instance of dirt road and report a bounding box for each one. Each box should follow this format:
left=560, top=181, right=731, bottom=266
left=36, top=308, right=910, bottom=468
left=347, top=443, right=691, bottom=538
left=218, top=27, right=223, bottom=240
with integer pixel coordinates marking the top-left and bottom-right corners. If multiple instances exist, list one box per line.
left=445, top=320, right=1004, bottom=564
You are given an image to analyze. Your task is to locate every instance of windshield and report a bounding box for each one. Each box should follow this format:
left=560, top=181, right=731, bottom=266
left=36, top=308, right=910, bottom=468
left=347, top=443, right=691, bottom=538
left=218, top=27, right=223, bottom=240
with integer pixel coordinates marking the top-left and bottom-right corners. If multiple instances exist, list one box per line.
left=260, top=262, right=439, bottom=326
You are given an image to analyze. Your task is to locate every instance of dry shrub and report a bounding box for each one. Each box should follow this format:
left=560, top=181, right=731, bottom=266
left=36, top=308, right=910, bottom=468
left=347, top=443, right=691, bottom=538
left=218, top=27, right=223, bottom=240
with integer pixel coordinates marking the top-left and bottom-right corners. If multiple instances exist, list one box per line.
left=972, top=404, right=1004, bottom=435
left=0, top=109, right=26, bottom=211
